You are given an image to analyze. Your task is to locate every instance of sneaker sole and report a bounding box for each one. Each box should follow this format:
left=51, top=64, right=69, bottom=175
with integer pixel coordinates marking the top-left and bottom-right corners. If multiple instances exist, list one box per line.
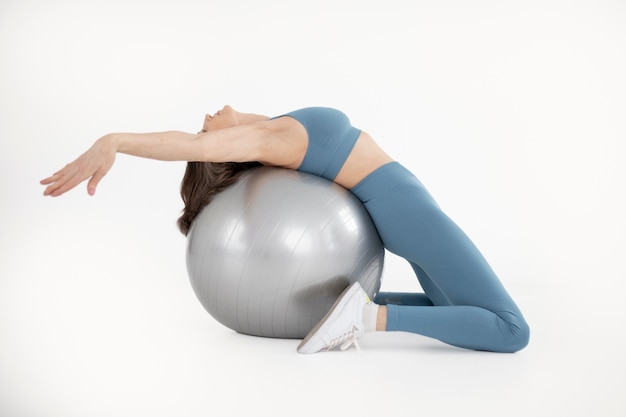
left=297, top=282, right=362, bottom=353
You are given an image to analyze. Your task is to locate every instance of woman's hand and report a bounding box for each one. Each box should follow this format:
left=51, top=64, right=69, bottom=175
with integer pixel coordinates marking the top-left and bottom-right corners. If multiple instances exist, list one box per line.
left=40, top=135, right=118, bottom=197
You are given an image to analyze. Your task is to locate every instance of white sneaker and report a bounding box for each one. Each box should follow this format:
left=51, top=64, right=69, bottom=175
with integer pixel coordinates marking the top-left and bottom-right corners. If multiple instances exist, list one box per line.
left=297, top=282, right=369, bottom=354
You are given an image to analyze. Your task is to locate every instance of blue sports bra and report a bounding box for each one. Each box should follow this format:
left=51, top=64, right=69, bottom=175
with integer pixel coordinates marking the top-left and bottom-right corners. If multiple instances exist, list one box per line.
left=272, top=107, right=361, bottom=181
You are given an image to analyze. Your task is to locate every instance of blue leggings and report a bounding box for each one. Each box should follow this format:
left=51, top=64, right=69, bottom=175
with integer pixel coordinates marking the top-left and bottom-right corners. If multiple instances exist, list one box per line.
left=350, top=162, right=530, bottom=352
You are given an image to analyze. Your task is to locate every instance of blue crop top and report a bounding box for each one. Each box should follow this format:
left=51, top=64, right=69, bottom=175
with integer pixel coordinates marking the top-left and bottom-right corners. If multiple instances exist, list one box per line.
left=273, top=107, right=361, bottom=181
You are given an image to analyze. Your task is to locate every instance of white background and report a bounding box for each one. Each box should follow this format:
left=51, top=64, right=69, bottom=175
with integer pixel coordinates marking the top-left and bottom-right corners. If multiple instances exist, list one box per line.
left=1, top=0, right=625, bottom=416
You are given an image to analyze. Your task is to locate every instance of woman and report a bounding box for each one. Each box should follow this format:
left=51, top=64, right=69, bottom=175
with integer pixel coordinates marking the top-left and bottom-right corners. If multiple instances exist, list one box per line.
left=41, top=105, right=530, bottom=354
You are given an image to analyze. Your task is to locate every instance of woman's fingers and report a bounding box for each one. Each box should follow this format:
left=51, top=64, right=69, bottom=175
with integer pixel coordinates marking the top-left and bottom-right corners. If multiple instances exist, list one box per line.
left=41, top=161, right=86, bottom=197
left=40, top=171, right=66, bottom=196
left=40, top=165, right=67, bottom=186
left=42, top=174, right=74, bottom=197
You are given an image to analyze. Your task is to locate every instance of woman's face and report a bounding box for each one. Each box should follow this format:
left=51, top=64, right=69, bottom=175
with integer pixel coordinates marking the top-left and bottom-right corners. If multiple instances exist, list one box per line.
left=200, top=105, right=239, bottom=132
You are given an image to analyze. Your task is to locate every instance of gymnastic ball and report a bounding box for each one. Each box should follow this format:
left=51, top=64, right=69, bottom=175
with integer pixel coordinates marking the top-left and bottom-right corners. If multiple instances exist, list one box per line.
left=186, top=166, right=384, bottom=339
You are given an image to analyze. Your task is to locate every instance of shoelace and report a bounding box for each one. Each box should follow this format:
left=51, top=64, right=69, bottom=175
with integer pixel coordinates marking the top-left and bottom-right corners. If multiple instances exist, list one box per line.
left=325, top=325, right=363, bottom=352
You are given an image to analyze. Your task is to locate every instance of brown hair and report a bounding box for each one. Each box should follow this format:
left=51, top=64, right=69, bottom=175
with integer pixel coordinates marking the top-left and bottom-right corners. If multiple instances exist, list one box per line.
left=177, top=161, right=262, bottom=235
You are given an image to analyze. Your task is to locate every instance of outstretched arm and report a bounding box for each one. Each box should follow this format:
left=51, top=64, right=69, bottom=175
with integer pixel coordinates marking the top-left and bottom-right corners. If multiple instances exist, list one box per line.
left=40, top=122, right=274, bottom=197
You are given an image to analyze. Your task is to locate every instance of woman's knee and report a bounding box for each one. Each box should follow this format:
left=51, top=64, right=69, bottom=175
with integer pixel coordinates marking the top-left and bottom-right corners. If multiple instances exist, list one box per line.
left=498, top=312, right=530, bottom=353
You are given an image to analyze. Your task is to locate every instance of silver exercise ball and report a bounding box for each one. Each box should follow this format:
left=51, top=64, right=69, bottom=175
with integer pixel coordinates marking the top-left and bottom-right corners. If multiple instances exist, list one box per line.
left=185, top=166, right=384, bottom=339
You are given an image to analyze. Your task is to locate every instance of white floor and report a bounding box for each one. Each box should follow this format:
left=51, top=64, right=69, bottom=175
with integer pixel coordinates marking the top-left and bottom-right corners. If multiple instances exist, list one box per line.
left=1, top=1, right=625, bottom=416
left=1, top=225, right=624, bottom=417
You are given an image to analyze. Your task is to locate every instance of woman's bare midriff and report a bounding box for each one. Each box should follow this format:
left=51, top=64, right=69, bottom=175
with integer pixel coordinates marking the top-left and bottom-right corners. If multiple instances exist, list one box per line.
left=333, top=131, right=394, bottom=189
